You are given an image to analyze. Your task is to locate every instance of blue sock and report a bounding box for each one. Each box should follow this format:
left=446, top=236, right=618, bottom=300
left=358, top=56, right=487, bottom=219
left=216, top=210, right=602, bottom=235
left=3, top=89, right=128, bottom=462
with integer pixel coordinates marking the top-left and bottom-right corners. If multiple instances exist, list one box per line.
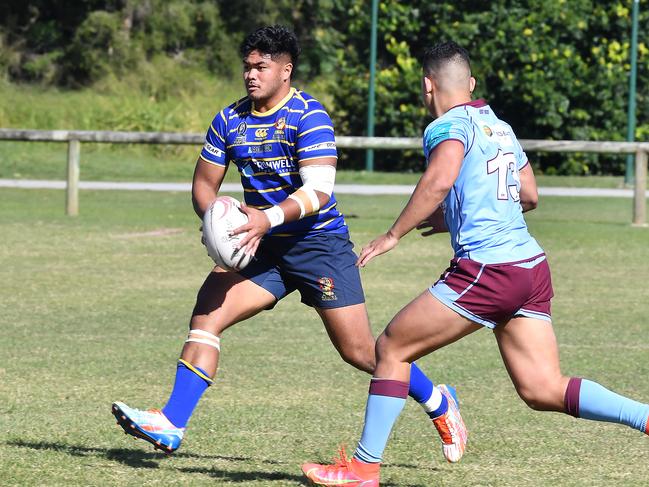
left=408, top=363, right=432, bottom=402
left=354, top=379, right=408, bottom=463
left=162, top=360, right=212, bottom=428
left=409, top=363, right=448, bottom=417
left=565, top=377, right=649, bottom=432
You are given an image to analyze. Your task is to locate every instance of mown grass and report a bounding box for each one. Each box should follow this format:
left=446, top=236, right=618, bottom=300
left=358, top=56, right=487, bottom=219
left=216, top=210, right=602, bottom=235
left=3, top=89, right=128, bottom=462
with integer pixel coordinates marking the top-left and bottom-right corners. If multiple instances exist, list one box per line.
left=1, top=188, right=648, bottom=486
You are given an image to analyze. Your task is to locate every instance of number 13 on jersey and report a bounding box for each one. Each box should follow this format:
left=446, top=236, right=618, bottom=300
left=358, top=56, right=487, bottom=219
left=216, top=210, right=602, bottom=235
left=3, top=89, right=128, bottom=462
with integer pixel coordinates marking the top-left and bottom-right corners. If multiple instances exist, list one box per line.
left=486, top=150, right=521, bottom=202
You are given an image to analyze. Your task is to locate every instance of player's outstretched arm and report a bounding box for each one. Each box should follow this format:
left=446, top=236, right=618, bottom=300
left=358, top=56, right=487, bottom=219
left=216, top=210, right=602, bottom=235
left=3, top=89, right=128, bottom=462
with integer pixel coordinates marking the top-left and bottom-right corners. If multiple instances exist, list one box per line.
left=518, top=163, right=538, bottom=213
left=357, top=140, right=463, bottom=268
left=192, top=159, right=228, bottom=219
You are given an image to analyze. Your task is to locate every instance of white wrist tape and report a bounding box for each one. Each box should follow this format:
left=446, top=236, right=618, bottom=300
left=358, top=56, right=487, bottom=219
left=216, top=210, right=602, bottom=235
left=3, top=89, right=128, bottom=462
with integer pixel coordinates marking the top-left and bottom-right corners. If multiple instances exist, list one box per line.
left=263, top=205, right=285, bottom=228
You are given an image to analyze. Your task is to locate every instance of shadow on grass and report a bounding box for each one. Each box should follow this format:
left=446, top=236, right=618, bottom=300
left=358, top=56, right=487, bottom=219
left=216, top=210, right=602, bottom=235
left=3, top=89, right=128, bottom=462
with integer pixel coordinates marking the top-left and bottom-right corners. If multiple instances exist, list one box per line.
left=176, top=465, right=307, bottom=483
left=5, top=440, right=304, bottom=483
left=179, top=465, right=427, bottom=487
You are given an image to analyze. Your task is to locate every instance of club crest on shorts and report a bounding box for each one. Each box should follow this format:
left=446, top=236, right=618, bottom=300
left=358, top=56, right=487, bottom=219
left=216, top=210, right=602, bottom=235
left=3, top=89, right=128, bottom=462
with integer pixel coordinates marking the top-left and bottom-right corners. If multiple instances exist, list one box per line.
left=318, top=277, right=337, bottom=301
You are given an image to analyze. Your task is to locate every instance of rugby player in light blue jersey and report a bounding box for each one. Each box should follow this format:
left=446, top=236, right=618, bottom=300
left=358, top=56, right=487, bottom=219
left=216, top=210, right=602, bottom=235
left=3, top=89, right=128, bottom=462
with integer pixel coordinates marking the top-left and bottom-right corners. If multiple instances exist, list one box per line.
left=112, top=26, right=463, bottom=459
left=303, top=41, right=649, bottom=487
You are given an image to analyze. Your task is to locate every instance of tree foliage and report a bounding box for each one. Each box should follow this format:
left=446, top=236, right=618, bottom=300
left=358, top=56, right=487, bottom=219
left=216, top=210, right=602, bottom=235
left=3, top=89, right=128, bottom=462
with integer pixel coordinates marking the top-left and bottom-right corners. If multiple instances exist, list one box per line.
left=329, top=0, right=649, bottom=173
left=0, top=0, right=646, bottom=174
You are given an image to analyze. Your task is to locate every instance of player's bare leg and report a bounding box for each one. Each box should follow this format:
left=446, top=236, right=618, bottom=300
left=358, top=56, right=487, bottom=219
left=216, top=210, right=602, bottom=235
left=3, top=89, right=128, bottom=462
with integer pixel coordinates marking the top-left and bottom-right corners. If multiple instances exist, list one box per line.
left=316, top=303, right=376, bottom=373
left=494, top=317, right=568, bottom=411
left=184, top=266, right=276, bottom=376
left=496, top=316, right=649, bottom=433
left=303, top=292, right=480, bottom=484
left=112, top=266, right=276, bottom=453
left=317, top=297, right=475, bottom=461
left=366, top=291, right=480, bottom=463
left=374, top=291, right=481, bottom=379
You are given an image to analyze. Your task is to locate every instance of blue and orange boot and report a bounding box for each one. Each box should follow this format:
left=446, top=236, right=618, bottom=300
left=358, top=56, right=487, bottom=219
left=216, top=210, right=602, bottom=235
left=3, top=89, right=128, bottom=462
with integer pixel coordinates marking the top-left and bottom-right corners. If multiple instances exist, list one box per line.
left=431, top=385, right=467, bottom=463
left=112, top=401, right=184, bottom=454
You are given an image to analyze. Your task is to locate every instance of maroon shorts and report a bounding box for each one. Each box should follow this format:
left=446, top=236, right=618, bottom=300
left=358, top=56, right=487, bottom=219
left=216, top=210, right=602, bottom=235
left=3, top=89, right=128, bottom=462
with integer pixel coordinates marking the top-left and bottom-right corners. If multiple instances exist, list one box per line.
left=429, top=254, right=554, bottom=329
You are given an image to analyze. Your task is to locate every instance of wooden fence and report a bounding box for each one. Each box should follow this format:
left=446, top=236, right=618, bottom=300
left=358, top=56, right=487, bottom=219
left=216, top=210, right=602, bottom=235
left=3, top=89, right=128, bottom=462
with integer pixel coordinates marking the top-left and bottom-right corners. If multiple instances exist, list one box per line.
left=0, top=128, right=647, bottom=226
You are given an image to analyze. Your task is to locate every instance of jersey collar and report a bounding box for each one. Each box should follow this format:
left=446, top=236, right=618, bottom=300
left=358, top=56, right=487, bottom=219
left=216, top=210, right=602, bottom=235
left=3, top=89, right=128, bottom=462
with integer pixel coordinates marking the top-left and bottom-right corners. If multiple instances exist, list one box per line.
left=450, top=98, right=488, bottom=110
left=251, top=87, right=295, bottom=117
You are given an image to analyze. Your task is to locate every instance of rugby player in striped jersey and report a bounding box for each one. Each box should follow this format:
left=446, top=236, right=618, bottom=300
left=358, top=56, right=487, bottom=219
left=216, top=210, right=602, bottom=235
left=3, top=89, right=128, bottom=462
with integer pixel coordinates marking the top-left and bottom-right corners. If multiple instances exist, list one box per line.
left=112, top=26, right=465, bottom=461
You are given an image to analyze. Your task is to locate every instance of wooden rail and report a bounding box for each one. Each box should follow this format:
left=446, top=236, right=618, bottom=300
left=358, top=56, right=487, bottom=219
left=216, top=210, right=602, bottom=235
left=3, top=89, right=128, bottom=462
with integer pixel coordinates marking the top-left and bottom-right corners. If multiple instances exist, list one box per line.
left=0, top=128, right=646, bottom=225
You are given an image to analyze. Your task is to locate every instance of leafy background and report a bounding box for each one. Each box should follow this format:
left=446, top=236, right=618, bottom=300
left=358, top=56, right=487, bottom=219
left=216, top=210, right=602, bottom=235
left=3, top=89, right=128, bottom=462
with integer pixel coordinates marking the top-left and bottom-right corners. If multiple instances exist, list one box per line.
left=0, top=0, right=647, bottom=174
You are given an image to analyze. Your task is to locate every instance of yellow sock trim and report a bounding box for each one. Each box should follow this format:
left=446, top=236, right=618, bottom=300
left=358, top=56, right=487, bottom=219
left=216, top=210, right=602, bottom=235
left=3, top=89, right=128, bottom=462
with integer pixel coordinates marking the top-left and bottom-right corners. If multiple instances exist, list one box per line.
left=178, top=358, right=214, bottom=385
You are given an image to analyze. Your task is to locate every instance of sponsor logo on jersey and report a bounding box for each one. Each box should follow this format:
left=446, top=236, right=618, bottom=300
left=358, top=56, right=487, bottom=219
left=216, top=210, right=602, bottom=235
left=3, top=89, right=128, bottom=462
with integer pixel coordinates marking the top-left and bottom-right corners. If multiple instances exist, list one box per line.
left=482, top=124, right=493, bottom=137
left=254, top=128, right=269, bottom=139
left=301, top=142, right=337, bottom=153
left=251, top=158, right=296, bottom=172
left=237, top=122, right=247, bottom=135
left=318, top=277, right=337, bottom=301
left=203, top=142, right=224, bottom=158
left=493, top=124, right=514, bottom=146
left=248, top=144, right=274, bottom=154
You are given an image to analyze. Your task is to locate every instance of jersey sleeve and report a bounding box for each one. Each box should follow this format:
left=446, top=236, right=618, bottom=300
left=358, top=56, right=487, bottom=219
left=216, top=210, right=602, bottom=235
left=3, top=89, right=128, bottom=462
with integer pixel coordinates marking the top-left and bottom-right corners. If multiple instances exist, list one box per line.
left=199, top=110, right=228, bottom=167
left=295, top=101, right=338, bottom=163
left=423, top=116, right=471, bottom=161
left=513, top=137, right=529, bottom=170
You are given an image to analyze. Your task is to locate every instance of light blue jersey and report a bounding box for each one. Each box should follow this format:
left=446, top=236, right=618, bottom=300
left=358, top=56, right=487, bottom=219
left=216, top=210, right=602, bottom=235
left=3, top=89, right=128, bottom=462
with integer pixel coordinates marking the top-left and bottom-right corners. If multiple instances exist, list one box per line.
left=423, top=99, right=543, bottom=264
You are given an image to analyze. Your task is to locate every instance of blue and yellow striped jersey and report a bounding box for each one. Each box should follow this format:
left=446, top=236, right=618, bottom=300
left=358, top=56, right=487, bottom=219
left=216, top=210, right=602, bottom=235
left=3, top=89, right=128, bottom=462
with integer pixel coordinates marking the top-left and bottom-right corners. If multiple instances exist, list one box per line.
left=199, top=88, right=346, bottom=237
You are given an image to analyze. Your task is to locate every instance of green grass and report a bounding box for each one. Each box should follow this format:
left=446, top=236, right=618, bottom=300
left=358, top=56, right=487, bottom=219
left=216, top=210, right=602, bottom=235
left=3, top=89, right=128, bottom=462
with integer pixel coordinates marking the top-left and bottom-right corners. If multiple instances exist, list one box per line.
left=0, top=75, right=245, bottom=134
left=1, top=188, right=648, bottom=486
left=0, top=63, right=334, bottom=136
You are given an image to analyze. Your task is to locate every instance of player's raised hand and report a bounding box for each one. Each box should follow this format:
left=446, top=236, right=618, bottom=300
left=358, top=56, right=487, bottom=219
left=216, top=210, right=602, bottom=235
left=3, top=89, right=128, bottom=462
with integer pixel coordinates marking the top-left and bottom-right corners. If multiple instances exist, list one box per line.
left=356, top=231, right=399, bottom=267
left=232, top=204, right=270, bottom=256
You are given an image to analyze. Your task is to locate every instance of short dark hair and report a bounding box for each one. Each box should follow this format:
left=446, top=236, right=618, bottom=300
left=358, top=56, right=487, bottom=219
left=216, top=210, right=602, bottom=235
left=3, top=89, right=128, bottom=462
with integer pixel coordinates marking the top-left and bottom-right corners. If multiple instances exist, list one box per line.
left=240, top=25, right=300, bottom=72
left=422, top=41, right=471, bottom=75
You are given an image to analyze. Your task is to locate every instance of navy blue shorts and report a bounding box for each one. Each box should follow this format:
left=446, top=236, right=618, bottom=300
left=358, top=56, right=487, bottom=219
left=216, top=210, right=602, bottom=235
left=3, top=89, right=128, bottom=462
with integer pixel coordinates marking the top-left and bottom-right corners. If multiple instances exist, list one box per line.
left=239, top=231, right=365, bottom=309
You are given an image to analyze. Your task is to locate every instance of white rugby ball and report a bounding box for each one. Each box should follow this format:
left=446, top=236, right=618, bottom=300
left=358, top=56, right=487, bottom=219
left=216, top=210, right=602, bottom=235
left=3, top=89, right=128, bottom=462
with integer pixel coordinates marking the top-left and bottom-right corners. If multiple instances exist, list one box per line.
left=202, top=196, right=253, bottom=271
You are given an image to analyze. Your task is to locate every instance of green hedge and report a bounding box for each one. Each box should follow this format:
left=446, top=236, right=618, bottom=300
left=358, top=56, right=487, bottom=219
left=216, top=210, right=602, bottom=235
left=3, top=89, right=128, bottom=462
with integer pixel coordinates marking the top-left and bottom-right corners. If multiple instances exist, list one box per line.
left=1, top=0, right=646, bottom=174
left=328, top=0, right=648, bottom=174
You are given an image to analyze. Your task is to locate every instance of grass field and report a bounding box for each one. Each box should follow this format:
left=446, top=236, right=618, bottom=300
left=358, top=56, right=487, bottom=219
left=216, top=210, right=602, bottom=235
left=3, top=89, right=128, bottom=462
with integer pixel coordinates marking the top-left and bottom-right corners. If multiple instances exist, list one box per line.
left=1, top=188, right=648, bottom=486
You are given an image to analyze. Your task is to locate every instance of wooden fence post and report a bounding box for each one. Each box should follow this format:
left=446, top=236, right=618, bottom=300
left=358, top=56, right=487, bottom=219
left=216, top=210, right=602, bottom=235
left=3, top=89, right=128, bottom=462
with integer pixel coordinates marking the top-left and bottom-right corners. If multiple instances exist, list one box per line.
left=632, top=149, right=647, bottom=227
left=66, top=139, right=80, bottom=216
